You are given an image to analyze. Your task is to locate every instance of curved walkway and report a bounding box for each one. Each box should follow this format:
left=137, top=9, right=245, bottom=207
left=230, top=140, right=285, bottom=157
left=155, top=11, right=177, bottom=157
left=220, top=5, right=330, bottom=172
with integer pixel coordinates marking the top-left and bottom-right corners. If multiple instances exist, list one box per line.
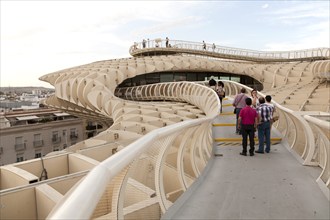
left=130, top=39, right=330, bottom=62
left=162, top=98, right=330, bottom=220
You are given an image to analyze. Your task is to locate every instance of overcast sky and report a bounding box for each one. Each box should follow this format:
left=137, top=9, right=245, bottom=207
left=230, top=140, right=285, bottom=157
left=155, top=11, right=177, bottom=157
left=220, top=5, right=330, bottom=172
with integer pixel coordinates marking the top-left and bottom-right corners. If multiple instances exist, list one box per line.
left=1, top=0, right=329, bottom=88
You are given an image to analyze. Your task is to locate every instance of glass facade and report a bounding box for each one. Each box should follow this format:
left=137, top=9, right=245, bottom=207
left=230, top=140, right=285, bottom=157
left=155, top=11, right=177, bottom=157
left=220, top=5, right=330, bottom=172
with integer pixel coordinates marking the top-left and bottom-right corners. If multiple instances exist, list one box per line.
left=118, top=71, right=263, bottom=90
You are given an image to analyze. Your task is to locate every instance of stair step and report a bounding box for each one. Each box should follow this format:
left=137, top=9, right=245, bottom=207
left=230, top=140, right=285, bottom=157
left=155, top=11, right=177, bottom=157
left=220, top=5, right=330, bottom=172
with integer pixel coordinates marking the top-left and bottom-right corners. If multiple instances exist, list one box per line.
left=213, top=123, right=235, bottom=126
left=214, top=137, right=282, bottom=144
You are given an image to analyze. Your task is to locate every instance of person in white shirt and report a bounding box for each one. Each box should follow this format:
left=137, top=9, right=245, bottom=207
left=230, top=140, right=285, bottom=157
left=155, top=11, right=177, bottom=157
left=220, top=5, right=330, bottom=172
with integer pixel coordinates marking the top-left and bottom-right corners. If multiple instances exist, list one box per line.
left=250, top=89, right=259, bottom=108
left=216, top=81, right=225, bottom=113
left=233, top=88, right=249, bottom=134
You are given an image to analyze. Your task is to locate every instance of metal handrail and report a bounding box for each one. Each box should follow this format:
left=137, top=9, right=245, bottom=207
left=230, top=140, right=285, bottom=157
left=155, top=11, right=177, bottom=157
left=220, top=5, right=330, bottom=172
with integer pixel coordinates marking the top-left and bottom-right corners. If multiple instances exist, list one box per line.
left=47, top=81, right=220, bottom=219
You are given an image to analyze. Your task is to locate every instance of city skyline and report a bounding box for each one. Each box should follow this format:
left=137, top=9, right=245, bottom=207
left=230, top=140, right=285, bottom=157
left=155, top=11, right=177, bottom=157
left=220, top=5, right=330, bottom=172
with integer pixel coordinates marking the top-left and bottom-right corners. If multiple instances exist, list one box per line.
left=1, top=0, right=329, bottom=88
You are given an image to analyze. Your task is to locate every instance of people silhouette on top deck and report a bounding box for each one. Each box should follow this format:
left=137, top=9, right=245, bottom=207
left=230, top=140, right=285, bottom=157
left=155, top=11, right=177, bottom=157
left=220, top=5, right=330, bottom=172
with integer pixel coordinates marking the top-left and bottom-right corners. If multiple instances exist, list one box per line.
left=203, top=41, right=206, bottom=50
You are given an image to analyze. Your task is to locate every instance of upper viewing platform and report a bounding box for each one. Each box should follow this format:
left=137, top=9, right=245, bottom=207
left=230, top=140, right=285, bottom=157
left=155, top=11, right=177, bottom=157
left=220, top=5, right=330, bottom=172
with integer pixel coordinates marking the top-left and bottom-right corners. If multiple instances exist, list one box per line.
left=130, top=38, right=330, bottom=62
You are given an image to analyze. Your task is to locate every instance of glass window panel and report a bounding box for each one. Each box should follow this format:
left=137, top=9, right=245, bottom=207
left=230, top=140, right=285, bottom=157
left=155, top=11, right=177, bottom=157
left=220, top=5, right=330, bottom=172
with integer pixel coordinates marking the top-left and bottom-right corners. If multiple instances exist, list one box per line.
left=187, top=73, right=197, bottom=81
left=15, top=137, right=23, bottom=144
left=230, top=76, right=240, bottom=82
left=34, top=134, right=41, bottom=141
left=174, top=73, right=186, bottom=81
left=160, top=73, right=173, bottom=82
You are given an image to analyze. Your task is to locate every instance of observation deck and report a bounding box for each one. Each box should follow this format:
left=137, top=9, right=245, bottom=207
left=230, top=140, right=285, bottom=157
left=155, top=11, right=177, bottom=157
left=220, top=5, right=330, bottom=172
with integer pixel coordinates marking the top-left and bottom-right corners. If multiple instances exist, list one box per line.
left=130, top=39, right=330, bottom=62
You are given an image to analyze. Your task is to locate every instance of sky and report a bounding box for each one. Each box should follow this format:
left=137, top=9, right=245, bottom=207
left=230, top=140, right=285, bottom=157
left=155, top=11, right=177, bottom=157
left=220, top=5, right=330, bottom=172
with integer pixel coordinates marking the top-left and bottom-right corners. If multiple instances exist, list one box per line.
left=1, top=0, right=329, bottom=88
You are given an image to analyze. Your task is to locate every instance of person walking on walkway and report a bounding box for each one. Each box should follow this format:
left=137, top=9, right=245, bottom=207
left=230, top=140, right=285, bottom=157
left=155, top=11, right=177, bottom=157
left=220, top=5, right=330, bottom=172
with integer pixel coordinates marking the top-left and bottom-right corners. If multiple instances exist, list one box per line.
left=142, top=39, right=146, bottom=48
left=166, top=37, right=169, bottom=48
left=255, top=97, right=273, bottom=153
left=238, top=98, right=258, bottom=156
left=203, top=41, right=206, bottom=50
left=216, top=81, right=225, bottom=113
left=233, top=88, right=249, bottom=134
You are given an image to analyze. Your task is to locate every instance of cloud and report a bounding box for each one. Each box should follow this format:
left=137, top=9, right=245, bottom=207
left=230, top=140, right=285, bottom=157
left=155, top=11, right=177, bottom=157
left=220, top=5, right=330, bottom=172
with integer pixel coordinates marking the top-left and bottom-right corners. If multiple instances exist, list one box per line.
left=1, top=1, right=328, bottom=87
left=131, top=16, right=203, bottom=36
left=267, top=1, right=329, bottom=25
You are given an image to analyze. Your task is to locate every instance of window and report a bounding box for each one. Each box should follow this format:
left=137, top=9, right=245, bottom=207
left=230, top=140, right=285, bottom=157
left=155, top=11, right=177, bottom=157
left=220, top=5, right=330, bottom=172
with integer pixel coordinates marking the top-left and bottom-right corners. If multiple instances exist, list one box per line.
left=160, top=73, right=173, bottom=82
left=16, top=154, right=24, bottom=162
left=230, top=76, right=240, bottom=82
left=70, top=128, right=78, bottom=139
left=15, top=136, right=26, bottom=151
left=187, top=73, right=197, bottom=81
left=34, top=134, right=41, bottom=141
left=15, top=136, right=23, bottom=145
left=52, top=131, right=61, bottom=143
left=33, top=134, right=43, bottom=148
left=174, top=73, right=186, bottom=82
left=35, top=152, right=42, bottom=158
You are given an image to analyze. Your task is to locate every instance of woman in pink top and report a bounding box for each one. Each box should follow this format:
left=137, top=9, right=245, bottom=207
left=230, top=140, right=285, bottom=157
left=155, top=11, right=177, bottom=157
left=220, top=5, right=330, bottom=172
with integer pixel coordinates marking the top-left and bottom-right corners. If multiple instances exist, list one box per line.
left=238, top=98, right=259, bottom=156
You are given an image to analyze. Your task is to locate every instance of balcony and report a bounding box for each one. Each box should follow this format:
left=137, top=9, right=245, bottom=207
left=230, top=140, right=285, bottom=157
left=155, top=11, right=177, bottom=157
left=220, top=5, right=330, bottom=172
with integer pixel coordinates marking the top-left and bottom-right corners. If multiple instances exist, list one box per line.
left=15, top=143, right=26, bottom=151
left=33, top=140, right=44, bottom=148
left=52, top=136, right=61, bottom=144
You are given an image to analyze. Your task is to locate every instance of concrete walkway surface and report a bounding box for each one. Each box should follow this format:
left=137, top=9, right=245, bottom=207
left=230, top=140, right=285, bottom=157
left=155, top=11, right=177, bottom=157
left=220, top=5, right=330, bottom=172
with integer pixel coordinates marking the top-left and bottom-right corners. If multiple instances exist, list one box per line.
left=162, top=142, right=330, bottom=220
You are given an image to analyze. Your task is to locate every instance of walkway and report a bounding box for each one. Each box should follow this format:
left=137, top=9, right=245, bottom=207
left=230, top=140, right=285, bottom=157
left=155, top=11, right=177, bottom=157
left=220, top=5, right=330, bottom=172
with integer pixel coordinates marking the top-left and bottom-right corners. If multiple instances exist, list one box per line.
left=130, top=39, right=330, bottom=62
left=162, top=98, right=330, bottom=220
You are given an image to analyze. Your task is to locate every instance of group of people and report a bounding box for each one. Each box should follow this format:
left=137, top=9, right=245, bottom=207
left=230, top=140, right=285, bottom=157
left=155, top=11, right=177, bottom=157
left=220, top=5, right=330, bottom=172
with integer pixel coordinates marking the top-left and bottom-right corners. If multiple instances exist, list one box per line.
left=208, top=78, right=225, bottom=113
left=202, top=41, right=217, bottom=51
left=137, top=39, right=217, bottom=51
left=138, top=38, right=171, bottom=49
left=233, top=88, right=276, bottom=156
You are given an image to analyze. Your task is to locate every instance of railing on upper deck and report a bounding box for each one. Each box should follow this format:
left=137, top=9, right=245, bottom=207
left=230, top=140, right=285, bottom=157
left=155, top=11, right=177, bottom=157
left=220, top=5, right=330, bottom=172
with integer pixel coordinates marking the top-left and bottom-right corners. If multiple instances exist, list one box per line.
left=129, top=39, right=330, bottom=62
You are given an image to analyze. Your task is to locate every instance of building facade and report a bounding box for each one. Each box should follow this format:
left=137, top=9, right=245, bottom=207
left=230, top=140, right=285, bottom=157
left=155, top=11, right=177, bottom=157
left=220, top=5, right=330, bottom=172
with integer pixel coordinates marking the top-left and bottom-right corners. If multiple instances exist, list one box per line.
left=0, top=108, right=85, bottom=165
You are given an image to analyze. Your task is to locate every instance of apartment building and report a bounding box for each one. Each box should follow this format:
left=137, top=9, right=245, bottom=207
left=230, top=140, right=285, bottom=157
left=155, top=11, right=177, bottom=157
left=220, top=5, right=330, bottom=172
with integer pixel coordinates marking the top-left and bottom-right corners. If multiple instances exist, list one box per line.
left=0, top=108, right=85, bottom=166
